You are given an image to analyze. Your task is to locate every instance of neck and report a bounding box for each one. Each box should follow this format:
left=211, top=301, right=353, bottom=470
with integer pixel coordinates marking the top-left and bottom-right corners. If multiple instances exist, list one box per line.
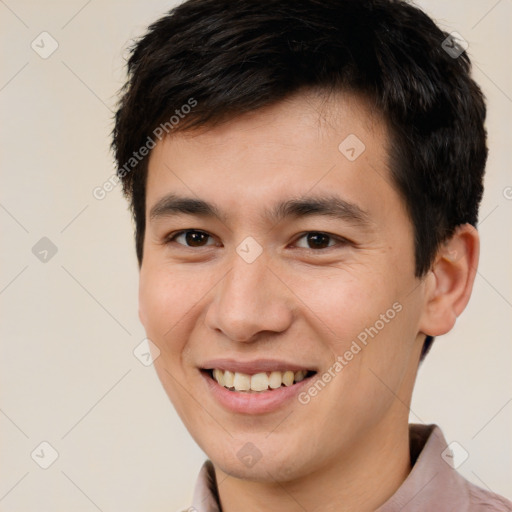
left=215, top=418, right=412, bottom=512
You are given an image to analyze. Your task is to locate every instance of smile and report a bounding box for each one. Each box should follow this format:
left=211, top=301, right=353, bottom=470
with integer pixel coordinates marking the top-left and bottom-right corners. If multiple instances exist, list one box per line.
left=199, top=359, right=319, bottom=413
left=208, top=368, right=317, bottom=392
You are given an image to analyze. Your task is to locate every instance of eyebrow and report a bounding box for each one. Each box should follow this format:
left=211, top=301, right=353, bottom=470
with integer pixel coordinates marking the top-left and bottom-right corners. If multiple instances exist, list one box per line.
left=149, top=193, right=371, bottom=228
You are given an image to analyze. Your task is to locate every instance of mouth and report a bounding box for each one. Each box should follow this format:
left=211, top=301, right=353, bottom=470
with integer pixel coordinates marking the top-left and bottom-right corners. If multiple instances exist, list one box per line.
left=202, top=368, right=317, bottom=393
left=199, top=360, right=319, bottom=414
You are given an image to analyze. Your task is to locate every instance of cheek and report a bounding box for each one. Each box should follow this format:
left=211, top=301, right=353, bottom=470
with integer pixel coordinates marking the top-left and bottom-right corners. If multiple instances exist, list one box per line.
left=298, top=266, right=416, bottom=381
left=138, top=266, right=195, bottom=346
left=293, top=267, right=393, bottom=341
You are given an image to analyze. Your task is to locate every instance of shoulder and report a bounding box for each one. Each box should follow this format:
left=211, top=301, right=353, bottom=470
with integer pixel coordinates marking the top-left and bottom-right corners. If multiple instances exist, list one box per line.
left=464, top=479, right=512, bottom=511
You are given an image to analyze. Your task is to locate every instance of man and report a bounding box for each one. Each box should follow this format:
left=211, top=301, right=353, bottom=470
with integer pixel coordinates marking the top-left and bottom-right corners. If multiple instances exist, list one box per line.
left=112, top=0, right=512, bottom=510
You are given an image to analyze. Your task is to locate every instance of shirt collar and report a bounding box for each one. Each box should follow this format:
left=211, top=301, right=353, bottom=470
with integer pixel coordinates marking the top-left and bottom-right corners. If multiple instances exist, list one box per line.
left=190, top=423, right=510, bottom=512
left=192, top=458, right=221, bottom=512
left=375, top=423, right=468, bottom=511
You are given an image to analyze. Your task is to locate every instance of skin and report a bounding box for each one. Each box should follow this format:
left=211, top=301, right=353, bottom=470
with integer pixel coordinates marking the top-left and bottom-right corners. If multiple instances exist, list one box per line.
left=138, top=91, right=479, bottom=512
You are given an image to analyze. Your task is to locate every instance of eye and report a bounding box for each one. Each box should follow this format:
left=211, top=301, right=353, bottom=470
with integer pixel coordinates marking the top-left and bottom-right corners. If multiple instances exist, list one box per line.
left=165, top=230, right=349, bottom=251
left=166, top=230, right=217, bottom=248
left=293, top=232, right=348, bottom=250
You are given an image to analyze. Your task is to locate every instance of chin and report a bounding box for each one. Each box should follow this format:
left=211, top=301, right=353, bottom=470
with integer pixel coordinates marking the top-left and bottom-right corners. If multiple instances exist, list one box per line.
left=214, top=451, right=306, bottom=483
left=200, top=431, right=320, bottom=484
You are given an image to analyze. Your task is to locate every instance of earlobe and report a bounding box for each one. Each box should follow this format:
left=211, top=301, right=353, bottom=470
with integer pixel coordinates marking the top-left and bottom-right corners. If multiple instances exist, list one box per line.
left=418, top=224, right=480, bottom=337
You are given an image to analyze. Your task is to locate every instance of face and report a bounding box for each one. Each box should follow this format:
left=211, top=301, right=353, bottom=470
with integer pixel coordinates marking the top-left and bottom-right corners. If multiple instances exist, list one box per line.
left=139, top=91, right=428, bottom=483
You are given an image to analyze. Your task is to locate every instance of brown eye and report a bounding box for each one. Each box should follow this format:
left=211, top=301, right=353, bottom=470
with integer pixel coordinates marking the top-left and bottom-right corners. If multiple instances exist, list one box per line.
left=308, top=232, right=331, bottom=249
left=168, top=230, right=215, bottom=247
left=295, top=232, right=338, bottom=250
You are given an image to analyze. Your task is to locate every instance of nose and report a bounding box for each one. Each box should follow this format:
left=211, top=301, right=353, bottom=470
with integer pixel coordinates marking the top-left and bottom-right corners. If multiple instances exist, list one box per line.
left=204, top=252, right=294, bottom=343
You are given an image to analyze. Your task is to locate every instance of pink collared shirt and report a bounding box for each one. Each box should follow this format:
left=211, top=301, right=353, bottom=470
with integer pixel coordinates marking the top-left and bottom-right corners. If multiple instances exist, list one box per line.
left=188, top=424, right=512, bottom=511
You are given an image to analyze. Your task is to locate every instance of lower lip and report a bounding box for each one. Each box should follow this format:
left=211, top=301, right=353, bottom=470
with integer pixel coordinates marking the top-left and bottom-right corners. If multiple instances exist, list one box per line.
left=200, top=371, right=314, bottom=414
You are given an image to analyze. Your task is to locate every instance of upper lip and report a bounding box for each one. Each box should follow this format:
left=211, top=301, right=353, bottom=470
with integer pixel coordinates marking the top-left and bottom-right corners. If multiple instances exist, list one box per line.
left=200, top=358, right=316, bottom=374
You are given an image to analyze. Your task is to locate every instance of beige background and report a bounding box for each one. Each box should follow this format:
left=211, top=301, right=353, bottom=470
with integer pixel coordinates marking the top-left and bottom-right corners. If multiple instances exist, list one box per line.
left=1, top=0, right=511, bottom=510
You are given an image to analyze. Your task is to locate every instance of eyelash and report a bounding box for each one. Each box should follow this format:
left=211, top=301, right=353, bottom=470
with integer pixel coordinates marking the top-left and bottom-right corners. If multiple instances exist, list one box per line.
left=164, top=230, right=350, bottom=251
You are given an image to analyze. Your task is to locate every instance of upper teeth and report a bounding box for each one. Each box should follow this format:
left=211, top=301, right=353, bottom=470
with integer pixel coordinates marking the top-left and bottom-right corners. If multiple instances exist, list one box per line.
left=212, top=369, right=308, bottom=392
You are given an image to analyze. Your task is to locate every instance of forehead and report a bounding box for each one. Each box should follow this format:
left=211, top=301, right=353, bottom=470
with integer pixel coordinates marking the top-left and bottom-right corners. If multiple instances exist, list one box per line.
left=162, top=90, right=387, bottom=157
left=145, top=91, right=400, bottom=227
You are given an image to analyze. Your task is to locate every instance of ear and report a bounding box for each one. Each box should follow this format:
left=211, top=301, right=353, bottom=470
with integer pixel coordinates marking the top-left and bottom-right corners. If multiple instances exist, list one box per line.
left=418, top=224, right=479, bottom=337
